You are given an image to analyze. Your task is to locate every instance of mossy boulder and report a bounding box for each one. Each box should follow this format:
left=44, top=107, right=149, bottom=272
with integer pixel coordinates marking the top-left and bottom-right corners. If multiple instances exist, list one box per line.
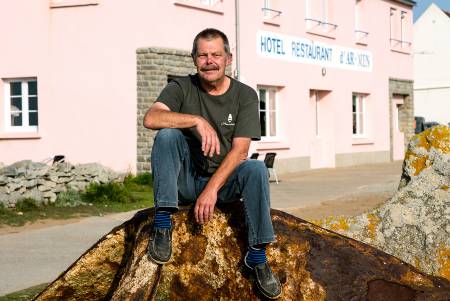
left=34, top=205, right=449, bottom=300
left=316, top=125, right=450, bottom=280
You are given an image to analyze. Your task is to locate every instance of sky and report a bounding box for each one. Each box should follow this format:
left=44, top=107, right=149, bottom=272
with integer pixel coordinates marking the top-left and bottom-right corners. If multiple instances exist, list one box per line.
left=413, top=0, right=450, bottom=21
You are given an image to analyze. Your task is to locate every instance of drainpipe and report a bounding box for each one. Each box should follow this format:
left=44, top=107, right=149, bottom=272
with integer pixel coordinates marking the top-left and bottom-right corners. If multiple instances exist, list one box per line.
left=234, top=0, right=240, bottom=80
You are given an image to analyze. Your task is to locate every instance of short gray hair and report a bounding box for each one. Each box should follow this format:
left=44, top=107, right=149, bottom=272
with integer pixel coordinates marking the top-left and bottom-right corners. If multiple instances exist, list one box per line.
left=191, top=28, right=231, bottom=57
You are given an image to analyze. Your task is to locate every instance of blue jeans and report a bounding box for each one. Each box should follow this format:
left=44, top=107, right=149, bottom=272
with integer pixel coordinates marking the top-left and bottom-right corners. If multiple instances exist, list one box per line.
left=151, top=128, right=276, bottom=246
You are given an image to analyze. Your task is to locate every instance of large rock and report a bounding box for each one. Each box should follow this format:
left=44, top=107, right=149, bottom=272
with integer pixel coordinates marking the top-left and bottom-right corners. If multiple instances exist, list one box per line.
left=34, top=206, right=449, bottom=301
left=317, top=125, right=450, bottom=280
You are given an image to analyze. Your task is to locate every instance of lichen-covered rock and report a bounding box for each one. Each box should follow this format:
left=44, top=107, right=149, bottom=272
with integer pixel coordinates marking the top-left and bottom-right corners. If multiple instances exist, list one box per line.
left=34, top=206, right=449, bottom=301
left=399, top=125, right=450, bottom=188
left=317, top=125, right=450, bottom=280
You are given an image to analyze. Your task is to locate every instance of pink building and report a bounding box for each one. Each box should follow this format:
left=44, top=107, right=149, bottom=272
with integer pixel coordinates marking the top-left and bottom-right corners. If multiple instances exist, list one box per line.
left=0, top=0, right=415, bottom=174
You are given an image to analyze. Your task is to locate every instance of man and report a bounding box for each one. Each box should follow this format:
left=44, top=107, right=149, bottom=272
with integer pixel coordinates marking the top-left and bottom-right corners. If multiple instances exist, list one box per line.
left=143, top=28, right=282, bottom=299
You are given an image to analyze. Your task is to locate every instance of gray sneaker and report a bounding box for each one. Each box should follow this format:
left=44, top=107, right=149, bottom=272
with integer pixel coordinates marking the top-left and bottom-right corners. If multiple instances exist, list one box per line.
left=147, top=227, right=172, bottom=264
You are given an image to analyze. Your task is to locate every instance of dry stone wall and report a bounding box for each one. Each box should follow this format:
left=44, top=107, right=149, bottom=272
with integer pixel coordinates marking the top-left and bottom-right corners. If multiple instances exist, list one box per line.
left=0, top=160, right=122, bottom=207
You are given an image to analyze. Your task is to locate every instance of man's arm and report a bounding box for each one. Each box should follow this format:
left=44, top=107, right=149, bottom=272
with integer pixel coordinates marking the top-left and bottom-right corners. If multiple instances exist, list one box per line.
left=194, top=137, right=251, bottom=224
left=143, top=102, right=220, bottom=157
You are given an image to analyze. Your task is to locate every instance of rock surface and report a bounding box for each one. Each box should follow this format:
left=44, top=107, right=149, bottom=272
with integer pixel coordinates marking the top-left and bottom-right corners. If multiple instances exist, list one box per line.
left=34, top=205, right=449, bottom=301
left=317, top=125, right=450, bottom=280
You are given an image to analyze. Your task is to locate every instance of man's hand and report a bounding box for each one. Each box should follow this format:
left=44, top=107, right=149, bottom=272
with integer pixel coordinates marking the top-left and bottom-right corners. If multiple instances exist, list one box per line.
left=195, top=117, right=220, bottom=157
left=194, top=187, right=218, bottom=224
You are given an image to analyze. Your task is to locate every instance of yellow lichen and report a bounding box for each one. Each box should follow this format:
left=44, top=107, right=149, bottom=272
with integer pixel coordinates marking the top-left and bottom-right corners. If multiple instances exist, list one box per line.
left=411, top=156, right=428, bottom=176
left=440, top=185, right=449, bottom=191
left=414, top=257, right=422, bottom=270
left=330, top=217, right=350, bottom=232
left=437, top=245, right=450, bottom=280
left=404, top=125, right=450, bottom=176
left=366, top=213, right=380, bottom=240
left=428, top=125, right=450, bottom=153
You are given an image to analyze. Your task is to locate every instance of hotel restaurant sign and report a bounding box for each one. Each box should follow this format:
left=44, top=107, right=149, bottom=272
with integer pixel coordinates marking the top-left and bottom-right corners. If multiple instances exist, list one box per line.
left=257, top=30, right=373, bottom=72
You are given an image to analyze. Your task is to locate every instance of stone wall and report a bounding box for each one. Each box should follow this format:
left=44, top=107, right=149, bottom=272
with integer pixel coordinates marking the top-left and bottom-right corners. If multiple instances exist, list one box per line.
left=389, top=78, right=415, bottom=160
left=136, top=48, right=196, bottom=174
left=0, top=160, right=122, bottom=207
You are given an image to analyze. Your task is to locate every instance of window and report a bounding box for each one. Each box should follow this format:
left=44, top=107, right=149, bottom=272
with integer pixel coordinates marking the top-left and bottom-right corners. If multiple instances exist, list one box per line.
left=305, top=0, right=337, bottom=37
left=352, top=94, right=365, bottom=136
left=258, top=87, right=278, bottom=138
left=261, top=0, right=281, bottom=24
left=3, top=79, right=38, bottom=133
left=389, top=7, right=411, bottom=52
left=354, top=0, right=369, bottom=44
left=263, top=0, right=270, bottom=18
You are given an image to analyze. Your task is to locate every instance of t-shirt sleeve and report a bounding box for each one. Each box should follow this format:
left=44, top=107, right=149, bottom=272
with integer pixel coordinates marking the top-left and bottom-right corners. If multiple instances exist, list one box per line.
left=156, top=80, right=184, bottom=112
left=234, top=87, right=261, bottom=141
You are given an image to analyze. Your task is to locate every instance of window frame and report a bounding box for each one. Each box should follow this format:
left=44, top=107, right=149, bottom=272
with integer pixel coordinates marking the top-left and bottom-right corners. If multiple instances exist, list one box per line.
left=3, top=78, right=39, bottom=133
left=257, top=86, right=279, bottom=141
left=352, top=93, right=366, bottom=137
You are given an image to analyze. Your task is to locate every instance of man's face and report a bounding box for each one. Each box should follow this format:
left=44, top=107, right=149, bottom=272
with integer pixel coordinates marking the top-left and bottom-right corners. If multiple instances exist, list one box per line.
left=193, top=37, right=232, bottom=84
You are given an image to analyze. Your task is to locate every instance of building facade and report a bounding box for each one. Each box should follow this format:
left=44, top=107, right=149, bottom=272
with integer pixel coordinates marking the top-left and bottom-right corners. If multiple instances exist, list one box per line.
left=1, top=0, right=415, bottom=174
left=413, top=3, right=450, bottom=126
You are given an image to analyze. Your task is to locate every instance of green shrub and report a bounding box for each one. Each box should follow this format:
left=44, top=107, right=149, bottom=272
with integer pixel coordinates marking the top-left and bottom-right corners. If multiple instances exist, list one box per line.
left=0, top=202, right=9, bottom=215
left=124, top=172, right=152, bottom=186
left=55, top=189, right=86, bottom=207
left=15, top=198, right=39, bottom=212
left=83, top=182, right=132, bottom=204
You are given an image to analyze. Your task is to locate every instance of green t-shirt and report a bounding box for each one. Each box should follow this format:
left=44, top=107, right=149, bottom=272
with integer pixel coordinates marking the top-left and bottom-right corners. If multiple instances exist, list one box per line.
left=157, top=74, right=261, bottom=175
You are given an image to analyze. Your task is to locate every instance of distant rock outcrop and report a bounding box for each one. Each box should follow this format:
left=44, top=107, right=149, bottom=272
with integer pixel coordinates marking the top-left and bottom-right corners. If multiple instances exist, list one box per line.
left=318, top=125, right=450, bottom=280
left=34, top=205, right=449, bottom=301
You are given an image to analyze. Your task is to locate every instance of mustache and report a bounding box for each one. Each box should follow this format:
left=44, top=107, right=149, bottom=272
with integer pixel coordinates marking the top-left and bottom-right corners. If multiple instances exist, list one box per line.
left=201, top=65, right=219, bottom=71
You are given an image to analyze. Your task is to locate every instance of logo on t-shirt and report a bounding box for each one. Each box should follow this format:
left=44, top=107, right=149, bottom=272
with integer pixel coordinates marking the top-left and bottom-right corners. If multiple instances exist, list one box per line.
left=221, top=113, right=235, bottom=126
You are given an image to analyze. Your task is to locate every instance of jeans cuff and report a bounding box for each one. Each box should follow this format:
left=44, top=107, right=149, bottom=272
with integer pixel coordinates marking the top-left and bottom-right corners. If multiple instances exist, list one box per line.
left=155, top=201, right=179, bottom=209
left=248, top=236, right=277, bottom=247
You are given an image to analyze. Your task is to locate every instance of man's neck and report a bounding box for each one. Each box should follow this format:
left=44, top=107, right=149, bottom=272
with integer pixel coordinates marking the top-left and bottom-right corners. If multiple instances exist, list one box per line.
left=199, top=76, right=231, bottom=96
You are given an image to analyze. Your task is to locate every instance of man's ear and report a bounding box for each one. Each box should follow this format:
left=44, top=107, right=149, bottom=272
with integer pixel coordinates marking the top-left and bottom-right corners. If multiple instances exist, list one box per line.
left=226, top=53, right=233, bottom=66
left=192, top=54, right=198, bottom=67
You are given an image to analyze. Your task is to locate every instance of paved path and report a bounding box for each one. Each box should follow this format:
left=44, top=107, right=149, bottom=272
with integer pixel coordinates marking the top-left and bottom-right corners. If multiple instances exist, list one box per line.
left=0, top=161, right=402, bottom=296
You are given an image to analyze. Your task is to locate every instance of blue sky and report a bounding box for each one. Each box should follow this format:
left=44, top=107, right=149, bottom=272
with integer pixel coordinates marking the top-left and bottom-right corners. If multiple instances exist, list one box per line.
left=413, top=0, right=450, bottom=21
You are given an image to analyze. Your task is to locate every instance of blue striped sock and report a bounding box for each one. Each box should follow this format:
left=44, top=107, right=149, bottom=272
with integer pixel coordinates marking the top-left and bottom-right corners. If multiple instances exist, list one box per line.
left=245, top=246, right=267, bottom=268
left=154, top=210, right=172, bottom=229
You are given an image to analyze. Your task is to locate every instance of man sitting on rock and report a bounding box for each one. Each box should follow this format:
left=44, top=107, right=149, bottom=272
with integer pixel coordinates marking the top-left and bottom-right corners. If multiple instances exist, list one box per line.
left=143, top=28, right=282, bottom=299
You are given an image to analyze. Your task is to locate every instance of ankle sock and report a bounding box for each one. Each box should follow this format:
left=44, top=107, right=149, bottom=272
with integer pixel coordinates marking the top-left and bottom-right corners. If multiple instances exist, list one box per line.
left=154, top=210, right=172, bottom=229
left=245, top=245, right=267, bottom=268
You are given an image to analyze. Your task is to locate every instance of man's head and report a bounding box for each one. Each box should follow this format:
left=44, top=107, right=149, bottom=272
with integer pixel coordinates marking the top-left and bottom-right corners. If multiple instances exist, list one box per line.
left=191, top=28, right=232, bottom=85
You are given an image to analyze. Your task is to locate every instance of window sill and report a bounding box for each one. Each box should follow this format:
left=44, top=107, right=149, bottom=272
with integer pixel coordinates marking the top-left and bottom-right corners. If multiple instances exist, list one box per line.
left=352, top=137, right=374, bottom=145
left=173, top=0, right=224, bottom=15
left=356, top=40, right=368, bottom=46
left=390, top=47, right=411, bottom=55
left=50, top=0, right=99, bottom=8
left=256, top=140, right=290, bottom=151
left=0, top=133, right=41, bottom=140
left=262, top=18, right=281, bottom=27
left=306, top=28, right=336, bottom=40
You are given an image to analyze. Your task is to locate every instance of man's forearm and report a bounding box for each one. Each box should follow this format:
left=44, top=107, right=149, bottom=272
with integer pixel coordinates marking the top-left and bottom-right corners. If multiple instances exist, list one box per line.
left=206, top=147, right=247, bottom=193
left=144, top=109, right=200, bottom=130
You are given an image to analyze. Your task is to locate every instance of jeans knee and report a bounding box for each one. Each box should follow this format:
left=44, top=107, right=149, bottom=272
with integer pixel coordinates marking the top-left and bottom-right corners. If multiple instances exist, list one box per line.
left=241, top=160, right=268, bottom=178
left=154, top=128, right=183, bottom=144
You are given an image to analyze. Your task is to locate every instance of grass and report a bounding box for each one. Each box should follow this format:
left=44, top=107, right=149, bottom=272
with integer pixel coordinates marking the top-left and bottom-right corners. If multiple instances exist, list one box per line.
left=0, top=283, right=48, bottom=301
left=0, top=173, right=154, bottom=227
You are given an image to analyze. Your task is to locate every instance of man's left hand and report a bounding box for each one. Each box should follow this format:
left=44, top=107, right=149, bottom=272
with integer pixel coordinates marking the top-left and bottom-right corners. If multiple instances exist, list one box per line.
left=194, top=187, right=218, bottom=224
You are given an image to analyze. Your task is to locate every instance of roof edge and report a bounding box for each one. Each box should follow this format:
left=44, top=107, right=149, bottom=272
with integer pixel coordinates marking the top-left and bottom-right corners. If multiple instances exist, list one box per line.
left=391, top=0, right=416, bottom=7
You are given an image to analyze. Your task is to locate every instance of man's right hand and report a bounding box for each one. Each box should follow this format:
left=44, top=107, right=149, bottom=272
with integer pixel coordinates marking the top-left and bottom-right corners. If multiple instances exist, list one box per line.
left=195, top=117, right=220, bottom=157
